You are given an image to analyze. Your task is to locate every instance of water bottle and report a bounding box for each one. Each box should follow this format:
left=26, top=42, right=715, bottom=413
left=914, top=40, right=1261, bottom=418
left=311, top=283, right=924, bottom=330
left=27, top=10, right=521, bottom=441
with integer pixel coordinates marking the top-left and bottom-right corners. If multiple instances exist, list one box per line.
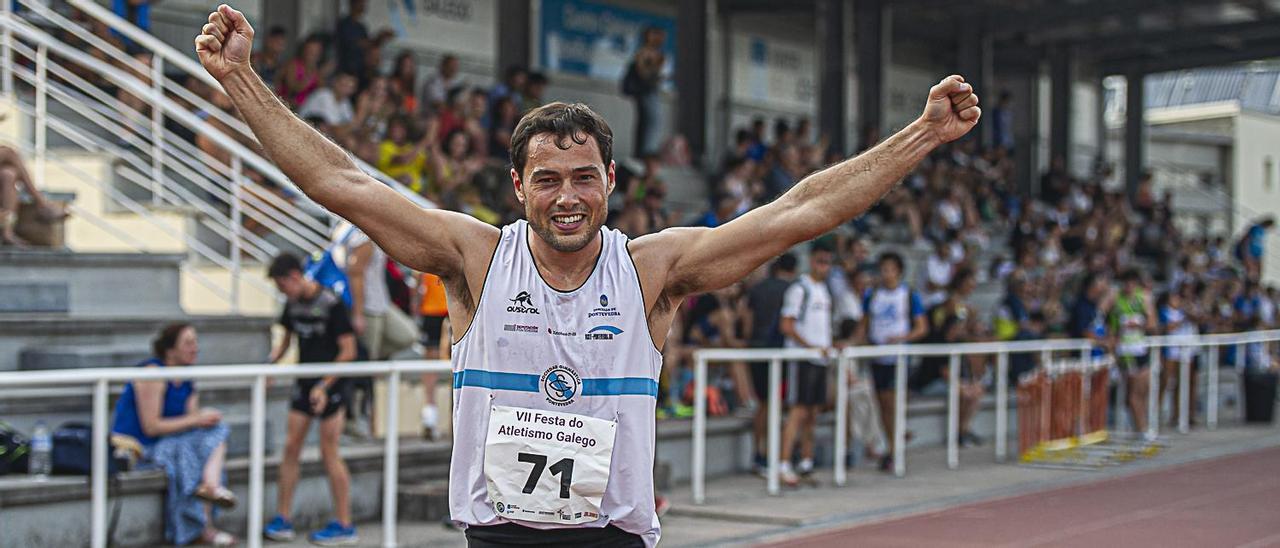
left=29, top=421, right=52, bottom=478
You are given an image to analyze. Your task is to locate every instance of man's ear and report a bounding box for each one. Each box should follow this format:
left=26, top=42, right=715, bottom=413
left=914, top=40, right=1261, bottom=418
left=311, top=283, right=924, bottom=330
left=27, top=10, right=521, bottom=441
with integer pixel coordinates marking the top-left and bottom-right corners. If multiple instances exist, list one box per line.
left=606, top=160, right=616, bottom=195
left=511, top=168, right=525, bottom=204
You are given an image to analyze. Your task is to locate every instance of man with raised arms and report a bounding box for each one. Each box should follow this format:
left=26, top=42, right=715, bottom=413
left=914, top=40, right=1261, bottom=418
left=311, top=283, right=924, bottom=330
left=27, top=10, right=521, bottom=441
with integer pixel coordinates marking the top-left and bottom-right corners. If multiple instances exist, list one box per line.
left=195, top=6, right=980, bottom=546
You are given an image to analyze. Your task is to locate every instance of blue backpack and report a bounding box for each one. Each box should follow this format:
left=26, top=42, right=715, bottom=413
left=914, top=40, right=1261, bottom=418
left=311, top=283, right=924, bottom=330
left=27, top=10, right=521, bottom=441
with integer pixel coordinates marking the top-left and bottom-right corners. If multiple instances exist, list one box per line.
left=304, top=225, right=357, bottom=309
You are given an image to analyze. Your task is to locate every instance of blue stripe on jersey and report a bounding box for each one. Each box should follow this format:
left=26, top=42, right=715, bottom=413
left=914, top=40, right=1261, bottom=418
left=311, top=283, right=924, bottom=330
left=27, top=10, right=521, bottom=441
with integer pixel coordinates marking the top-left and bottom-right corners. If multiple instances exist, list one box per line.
left=581, top=377, right=659, bottom=397
left=452, top=370, right=539, bottom=392
left=452, top=370, right=658, bottom=397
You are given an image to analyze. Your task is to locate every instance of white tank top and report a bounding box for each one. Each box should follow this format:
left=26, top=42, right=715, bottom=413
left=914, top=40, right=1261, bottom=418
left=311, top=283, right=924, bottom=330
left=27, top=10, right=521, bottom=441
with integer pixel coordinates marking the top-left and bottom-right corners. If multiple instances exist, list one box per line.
left=449, top=220, right=663, bottom=546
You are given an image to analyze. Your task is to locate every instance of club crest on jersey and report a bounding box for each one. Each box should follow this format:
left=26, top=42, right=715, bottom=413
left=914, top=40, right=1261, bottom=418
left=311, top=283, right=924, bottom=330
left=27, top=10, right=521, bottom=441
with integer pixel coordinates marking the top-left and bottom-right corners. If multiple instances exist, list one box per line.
left=585, top=325, right=623, bottom=341
left=588, top=293, right=620, bottom=318
left=507, top=291, right=540, bottom=314
left=541, top=365, right=580, bottom=406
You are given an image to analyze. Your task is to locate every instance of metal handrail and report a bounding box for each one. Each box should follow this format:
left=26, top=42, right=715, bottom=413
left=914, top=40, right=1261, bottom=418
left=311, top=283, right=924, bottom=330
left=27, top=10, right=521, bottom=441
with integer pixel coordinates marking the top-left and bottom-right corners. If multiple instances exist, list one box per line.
left=690, top=328, right=1280, bottom=504
left=63, top=0, right=438, bottom=211
left=0, top=359, right=455, bottom=548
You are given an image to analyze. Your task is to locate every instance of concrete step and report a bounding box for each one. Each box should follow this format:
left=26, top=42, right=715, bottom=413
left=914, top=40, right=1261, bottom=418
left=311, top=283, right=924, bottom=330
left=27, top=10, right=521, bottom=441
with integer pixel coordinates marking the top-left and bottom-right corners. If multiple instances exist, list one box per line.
left=18, top=344, right=151, bottom=371
left=0, top=249, right=185, bottom=317
left=0, top=314, right=274, bottom=372
left=397, top=480, right=451, bottom=523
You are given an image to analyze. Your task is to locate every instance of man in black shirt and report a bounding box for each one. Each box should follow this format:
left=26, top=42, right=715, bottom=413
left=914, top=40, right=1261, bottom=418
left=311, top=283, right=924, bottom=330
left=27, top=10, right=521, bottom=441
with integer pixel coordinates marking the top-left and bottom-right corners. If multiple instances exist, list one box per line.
left=745, top=253, right=797, bottom=473
left=263, top=253, right=359, bottom=544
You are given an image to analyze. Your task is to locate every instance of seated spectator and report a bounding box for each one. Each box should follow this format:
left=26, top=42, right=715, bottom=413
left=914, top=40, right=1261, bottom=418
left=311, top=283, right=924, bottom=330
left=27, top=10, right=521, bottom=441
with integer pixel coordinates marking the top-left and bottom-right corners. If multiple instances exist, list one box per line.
left=0, top=145, right=67, bottom=246
left=914, top=268, right=987, bottom=447
left=111, top=323, right=235, bottom=547
left=522, top=71, right=549, bottom=112
left=489, top=65, right=527, bottom=111
left=422, top=54, right=464, bottom=111
left=251, top=25, right=289, bottom=88
left=277, top=34, right=331, bottom=109
left=432, top=129, right=481, bottom=198
left=298, top=72, right=358, bottom=131
left=377, top=115, right=433, bottom=195
left=388, top=51, right=420, bottom=115
left=487, top=96, right=520, bottom=162
left=351, top=75, right=395, bottom=140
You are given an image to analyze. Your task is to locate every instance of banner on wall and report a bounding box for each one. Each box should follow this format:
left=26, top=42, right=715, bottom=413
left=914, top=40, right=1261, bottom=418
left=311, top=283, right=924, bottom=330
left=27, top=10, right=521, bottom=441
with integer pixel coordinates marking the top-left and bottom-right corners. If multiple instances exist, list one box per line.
left=365, top=0, right=497, bottom=61
left=729, top=33, right=815, bottom=113
left=539, top=0, right=675, bottom=84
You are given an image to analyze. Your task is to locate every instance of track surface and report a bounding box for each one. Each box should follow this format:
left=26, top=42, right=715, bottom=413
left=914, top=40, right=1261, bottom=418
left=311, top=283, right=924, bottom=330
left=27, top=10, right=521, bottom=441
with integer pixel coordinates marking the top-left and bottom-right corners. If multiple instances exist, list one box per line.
left=772, top=446, right=1280, bottom=548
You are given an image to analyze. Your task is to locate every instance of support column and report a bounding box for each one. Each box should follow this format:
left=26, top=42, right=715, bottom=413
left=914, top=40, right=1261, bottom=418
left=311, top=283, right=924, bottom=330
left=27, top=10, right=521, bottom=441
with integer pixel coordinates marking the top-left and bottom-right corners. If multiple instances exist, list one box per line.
left=818, top=0, right=850, bottom=155
left=1012, top=70, right=1040, bottom=197
left=854, top=0, right=884, bottom=149
left=956, top=17, right=990, bottom=145
left=677, top=0, right=710, bottom=163
left=1049, top=48, right=1073, bottom=171
left=496, top=0, right=532, bottom=81
left=1125, top=70, right=1146, bottom=198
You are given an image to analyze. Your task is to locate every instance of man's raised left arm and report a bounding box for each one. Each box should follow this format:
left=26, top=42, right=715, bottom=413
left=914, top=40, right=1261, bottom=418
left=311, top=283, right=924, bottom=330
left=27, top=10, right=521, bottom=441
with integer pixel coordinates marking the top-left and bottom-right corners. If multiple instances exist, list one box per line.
left=640, top=75, right=980, bottom=299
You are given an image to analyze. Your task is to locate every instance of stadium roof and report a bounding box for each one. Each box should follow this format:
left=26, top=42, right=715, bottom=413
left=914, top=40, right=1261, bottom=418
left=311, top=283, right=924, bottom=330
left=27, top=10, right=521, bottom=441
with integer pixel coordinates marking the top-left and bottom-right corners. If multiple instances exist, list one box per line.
left=1145, top=66, right=1280, bottom=113
left=725, top=0, right=1280, bottom=75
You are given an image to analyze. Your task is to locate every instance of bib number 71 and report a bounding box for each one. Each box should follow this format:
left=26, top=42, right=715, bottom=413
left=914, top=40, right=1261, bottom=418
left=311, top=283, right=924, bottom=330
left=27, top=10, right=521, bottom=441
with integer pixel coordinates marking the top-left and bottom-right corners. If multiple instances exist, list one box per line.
left=518, top=452, right=574, bottom=499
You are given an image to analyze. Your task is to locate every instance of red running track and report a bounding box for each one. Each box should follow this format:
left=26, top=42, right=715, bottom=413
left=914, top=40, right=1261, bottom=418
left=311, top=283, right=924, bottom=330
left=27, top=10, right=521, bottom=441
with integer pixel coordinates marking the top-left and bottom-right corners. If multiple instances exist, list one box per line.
left=772, top=447, right=1280, bottom=548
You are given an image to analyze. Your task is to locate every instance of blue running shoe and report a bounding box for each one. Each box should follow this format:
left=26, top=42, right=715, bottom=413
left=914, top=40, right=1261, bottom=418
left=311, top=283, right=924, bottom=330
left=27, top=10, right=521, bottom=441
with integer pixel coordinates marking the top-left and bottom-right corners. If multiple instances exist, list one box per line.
left=263, top=515, right=295, bottom=541
left=308, top=521, right=358, bottom=546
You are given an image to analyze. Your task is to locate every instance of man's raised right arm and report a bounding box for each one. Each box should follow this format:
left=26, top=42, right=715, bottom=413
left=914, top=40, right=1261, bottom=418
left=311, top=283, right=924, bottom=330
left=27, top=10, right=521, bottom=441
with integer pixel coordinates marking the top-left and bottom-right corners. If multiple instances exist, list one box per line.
left=195, top=5, right=495, bottom=276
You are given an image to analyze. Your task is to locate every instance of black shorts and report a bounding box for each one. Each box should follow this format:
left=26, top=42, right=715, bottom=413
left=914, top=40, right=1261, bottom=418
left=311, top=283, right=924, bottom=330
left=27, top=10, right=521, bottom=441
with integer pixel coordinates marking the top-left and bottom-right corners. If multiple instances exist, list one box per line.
left=419, top=315, right=447, bottom=347
left=786, top=361, right=827, bottom=406
left=464, top=522, right=643, bottom=548
left=289, top=379, right=350, bottom=419
left=1117, top=352, right=1151, bottom=372
left=750, top=361, right=772, bottom=402
left=872, top=362, right=899, bottom=392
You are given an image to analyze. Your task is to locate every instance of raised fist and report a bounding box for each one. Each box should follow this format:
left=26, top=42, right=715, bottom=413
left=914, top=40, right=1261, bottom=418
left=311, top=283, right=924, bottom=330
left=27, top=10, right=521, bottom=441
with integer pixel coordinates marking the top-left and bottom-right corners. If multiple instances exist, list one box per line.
left=920, top=75, right=981, bottom=145
left=194, top=4, right=255, bottom=81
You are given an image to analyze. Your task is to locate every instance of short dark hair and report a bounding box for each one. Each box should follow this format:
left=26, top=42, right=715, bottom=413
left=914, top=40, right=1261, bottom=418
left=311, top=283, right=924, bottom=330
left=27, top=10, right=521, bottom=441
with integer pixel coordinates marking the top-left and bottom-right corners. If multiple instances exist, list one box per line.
left=509, top=102, right=613, bottom=177
left=1120, top=269, right=1141, bottom=283
left=152, top=322, right=193, bottom=359
left=268, top=253, right=304, bottom=278
left=267, top=25, right=287, bottom=38
left=878, top=252, right=905, bottom=272
left=773, top=253, right=798, bottom=274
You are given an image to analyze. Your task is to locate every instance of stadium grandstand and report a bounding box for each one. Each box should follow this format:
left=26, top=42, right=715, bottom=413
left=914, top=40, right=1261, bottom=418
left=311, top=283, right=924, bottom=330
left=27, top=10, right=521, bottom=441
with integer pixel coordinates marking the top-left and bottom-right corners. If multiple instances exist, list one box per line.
left=0, top=0, right=1278, bottom=547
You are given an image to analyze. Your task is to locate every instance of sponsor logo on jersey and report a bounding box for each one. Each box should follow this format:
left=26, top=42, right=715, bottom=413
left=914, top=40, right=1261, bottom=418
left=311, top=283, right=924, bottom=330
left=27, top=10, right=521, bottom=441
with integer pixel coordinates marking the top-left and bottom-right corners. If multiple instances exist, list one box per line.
left=503, top=324, right=539, bottom=333
left=585, top=325, right=623, bottom=341
left=588, top=293, right=620, bottom=318
left=507, top=291, right=540, bottom=314
left=541, top=365, right=580, bottom=406
left=546, top=327, right=577, bottom=337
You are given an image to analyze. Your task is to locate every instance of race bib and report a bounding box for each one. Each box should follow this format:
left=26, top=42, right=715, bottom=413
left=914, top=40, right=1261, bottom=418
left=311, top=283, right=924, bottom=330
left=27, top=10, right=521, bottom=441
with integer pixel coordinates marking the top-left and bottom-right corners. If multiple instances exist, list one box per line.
left=483, top=405, right=617, bottom=525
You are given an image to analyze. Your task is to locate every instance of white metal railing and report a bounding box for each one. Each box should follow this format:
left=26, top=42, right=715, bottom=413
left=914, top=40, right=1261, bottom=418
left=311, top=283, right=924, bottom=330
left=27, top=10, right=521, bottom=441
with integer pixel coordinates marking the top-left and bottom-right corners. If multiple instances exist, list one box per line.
left=0, top=0, right=436, bottom=312
left=690, top=329, right=1280, bottom=504
left=0, top=359, right=454, bottom=548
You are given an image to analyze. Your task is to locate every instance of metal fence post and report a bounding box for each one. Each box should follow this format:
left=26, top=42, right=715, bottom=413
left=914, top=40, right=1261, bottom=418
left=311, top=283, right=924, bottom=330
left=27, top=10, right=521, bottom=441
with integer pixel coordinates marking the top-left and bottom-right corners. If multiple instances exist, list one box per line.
left=35, top=43, right=47, bottom=188
left=248, top=375, right=266, bottom=548
left=1207, top=344, right=1219, bottom=430
left=91, top=378, right=108, bottom=548
left=1236, top=342, right=1246, bottom=423
left=383, top=369, right=401, bottom=548
left=995, top=351, right=1009, bottom=462
left=1178, top=351, right=1191, bottom=434
left=834, top=354, right=849, bottom=487
left=2, top=0, right=12, bottom=96
left=947, top=353, right=960, bottom=470
left=692, top=354, right=707, bottom=504
left=150, top=55, right=165, bottom=205
left=229, top=156, right=243, bottom=313
left=893, top=353, right=906, bottom=478
left=1148, top=350, right=1161, bottom=440
left=767, top=357, right=782, bottom=495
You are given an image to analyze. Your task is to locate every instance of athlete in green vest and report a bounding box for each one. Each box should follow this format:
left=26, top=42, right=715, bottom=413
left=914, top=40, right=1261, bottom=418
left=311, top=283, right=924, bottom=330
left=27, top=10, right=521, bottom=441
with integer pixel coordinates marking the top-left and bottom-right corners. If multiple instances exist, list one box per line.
left=1109, top=269, right=1158, bottom=436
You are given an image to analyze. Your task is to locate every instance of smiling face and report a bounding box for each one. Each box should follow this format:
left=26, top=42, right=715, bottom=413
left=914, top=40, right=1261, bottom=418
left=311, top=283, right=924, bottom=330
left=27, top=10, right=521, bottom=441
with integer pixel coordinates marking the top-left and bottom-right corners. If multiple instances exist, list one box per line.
left=512, top=133, right=615, bottom=253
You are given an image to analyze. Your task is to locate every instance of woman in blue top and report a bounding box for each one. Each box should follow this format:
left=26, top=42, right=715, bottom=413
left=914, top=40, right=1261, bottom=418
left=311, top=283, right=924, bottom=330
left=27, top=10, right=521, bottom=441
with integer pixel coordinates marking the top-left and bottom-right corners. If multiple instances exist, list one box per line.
left=111, top=323, right=236, bottom=546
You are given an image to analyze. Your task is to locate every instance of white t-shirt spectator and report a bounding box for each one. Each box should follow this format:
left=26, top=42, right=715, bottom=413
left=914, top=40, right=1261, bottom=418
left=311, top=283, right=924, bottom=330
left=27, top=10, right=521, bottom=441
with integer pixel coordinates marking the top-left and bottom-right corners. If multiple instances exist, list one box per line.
left=423, top=72, right=464, bottom=106
left=298, top=88, right=353, bottom=127
left=921, top=252, right=954, bottom=308
left=936, top=199, right=963, bottom=230
left=781, top=274, right=833, bottom=350
left=331, top=222, right=389, bottom=315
